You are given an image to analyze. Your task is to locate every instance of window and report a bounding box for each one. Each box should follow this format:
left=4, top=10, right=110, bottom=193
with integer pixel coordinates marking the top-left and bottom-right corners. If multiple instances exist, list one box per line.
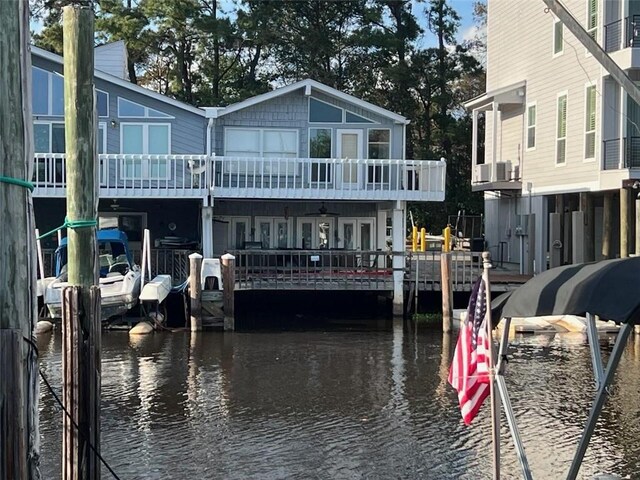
left=367, top=129, right=390, bottom=185
left=309, top=128, right=332, bottom=183
left=309, top=98, right=342, bottom=123
left=587, top=0, right=598, bottom=40
left=263, top=131, right=298, bottom=157
left=368, top=129, right=390, bottom=159
left=553, top=20, right=564, bottom=55
left=526, top=103, right=536, bottom=150
left=346, top=111, right=374, bottom=124
left=32, top=67, right=109, bottom=117
left=120, top=123, right=171, bottom=179
left=34, top=122, right=106, bottom=154
left=118, top=97, right=172, bottom=118
left=585, top=85, right=597, bottom=159
left=556, top=93, right=568, bottom=165
left=225, top=128, right=298, bottom=157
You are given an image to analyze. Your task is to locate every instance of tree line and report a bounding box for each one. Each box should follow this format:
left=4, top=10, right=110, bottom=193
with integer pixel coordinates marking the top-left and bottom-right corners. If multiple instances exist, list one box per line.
left=32, top=0, right=486, bottom=233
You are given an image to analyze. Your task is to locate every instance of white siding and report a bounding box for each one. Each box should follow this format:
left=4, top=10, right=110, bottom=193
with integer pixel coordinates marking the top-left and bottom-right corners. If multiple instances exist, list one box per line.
left=94, top=41, right=128, bottom=80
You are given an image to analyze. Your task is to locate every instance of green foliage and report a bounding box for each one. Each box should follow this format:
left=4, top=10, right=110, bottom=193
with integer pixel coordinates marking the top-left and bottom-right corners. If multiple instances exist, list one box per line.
left=32, top=0, right=487, bottom=229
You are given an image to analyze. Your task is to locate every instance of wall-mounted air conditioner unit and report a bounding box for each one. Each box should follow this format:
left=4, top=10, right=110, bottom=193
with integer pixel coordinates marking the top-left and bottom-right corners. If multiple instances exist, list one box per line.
left=495, top=161, right=512, bottom=181
left=475, top=164, right=491, bottom=182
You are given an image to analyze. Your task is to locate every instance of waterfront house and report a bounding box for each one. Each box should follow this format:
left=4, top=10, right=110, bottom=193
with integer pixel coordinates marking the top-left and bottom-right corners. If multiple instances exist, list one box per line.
left=466, top=0, right=640, bottom=274
left=31, top=42, right=446, bottom=311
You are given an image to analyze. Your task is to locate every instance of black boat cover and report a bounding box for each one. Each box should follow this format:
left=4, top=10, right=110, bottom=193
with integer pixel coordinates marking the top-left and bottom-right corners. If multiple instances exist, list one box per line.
left=491, top=256, right=640, bottom=325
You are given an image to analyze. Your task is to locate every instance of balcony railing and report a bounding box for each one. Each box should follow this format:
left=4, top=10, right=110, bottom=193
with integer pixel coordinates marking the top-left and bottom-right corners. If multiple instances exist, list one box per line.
left=603, top=16, right=640, bottom=52
left=32, top=153, right=211, bottom=198
left=603, top=137, right=640, bottom=169
left=213, top=156, right=446, bottom=201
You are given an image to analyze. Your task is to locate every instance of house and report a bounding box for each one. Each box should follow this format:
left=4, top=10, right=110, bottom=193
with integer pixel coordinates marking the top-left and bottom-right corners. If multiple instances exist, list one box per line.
left=31, top=43, right=446, bottom=313
left=466, top=0, right=640, bottom=274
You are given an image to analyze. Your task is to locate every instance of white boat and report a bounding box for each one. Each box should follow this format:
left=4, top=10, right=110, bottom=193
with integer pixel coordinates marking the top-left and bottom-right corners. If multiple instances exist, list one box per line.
left=44, top=229, right=141, bottom=321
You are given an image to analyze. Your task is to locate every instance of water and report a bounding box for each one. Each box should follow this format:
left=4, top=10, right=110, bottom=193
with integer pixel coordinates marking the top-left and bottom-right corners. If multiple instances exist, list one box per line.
left=37, top=326, right=640, bottom=480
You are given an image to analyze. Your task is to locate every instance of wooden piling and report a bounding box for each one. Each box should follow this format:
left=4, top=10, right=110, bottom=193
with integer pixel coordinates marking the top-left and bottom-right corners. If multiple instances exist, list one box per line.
left=189, top=253, right=203, bottom=331
left=62, top=6, right=100, bottom=480
left=636, top=194, right=640, bottom=256
left=62, top=287, right=101, bottom=480
left=621, top=187, right=630, bottom=258
left=602, top=192, right=612, bottom=259
left=0, top=0, right=39, bottom=477
left=441, top=252, right=453, bottom=333
left=221, top=253, right=236, bottom=331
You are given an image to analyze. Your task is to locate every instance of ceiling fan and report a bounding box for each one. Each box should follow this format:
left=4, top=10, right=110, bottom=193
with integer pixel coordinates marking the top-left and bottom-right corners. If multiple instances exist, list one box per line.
left=305, top=202, right=339, bottom=217
left=108, top=199, right=134, bottom=211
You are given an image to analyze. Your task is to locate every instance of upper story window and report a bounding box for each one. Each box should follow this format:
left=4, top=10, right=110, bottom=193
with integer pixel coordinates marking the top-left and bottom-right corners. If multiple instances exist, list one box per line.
left=553, top=20, right=564, bottom=55
left=585, top=85, right=597, bottom=159
left=526, top=103, right=536, bottom=150
left=368, top=129, right=390, bottom=159
left=556, top=93, right=568, bottom=165
left=225, top=128, right=298, bottom=158
left=309, top=97, right=375, bottom=124
left=34, top=121, right=106, bottom=154
left=32, top=67, right=109, bottom=117
left=118, top=97, right=172, bottom=118
left=587, top=0, right=598, bottom=40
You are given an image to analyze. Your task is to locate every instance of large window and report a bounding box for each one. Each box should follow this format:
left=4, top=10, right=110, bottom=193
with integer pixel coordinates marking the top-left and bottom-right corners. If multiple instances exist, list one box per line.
left=32, top=67, right=108, bottom=117
left=309, top=97, right=375, bottom=124
left=225, top=128, right=297, bottom=157
left=34, top=122, right=106, bottom=154
left=556, top=93, right=568, bottom=165
left=309, top=128, right=332, bottom=183
left=367, top=129, right=390, bottom=185
left=553, top=20, right=564, bottom=56
left=585, top=85, right=597, bottom=159
left=120, top=123, right=171, bottom=179
left=526, top=103, right=536, bottom=150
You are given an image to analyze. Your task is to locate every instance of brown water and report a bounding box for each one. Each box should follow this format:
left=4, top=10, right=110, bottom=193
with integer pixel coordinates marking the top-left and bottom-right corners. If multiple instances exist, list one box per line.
left=37, top=325, right=640, bottom=479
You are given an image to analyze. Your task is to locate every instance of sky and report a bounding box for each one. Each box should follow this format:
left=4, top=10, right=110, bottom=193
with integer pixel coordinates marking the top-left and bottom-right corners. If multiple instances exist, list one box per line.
left=414, top=0, right=478, bottom=47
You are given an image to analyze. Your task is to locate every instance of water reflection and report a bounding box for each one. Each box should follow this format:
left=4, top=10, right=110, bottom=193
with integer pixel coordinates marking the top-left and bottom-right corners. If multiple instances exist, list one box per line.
left=37, top=328, right=640, bottom=479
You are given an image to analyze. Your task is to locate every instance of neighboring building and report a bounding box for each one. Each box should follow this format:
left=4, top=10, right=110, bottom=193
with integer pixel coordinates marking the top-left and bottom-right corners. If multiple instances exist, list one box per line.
left=466, top=0, right=640, bottom=274
left=31, top=43, right=446, bottom=310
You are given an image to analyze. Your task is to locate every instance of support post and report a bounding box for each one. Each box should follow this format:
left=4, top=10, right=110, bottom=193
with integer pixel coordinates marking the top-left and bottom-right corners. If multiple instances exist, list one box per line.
left=636, top=194, right=640, bottom=256
left=391, top=205, right=405, bottom=317
left=602, top=192, right=612, bottom=259
left=221, top=253, right=236, bottom=331
left=189, top=253, right=203, bottom=332
left=201, top=205, right=214, bottom=258
left=441, top=252, right=452, bottom=333
left=0, top=1, right=39, bottom=478
left=621, top=187, right=630, bottom=258
left=62, top=6, right=100, bottom=480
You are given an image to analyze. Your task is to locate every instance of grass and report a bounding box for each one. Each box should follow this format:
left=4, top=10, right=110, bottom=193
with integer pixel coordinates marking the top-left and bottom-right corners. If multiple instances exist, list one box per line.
left=412, top=313, right=442, bottom=325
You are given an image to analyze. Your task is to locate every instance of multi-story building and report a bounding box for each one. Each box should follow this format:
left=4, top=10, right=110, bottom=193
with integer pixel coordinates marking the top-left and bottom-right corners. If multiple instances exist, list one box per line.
left=467, top=0, right=640, bottom=273
left=31, top=42, right=446, bottom=312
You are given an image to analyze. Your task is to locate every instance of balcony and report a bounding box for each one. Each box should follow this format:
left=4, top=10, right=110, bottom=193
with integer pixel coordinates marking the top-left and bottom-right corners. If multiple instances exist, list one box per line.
left=602, top=138, right=640, bottom=169
left=32, top=154, right=446, bottom=202
left=32, top=153, right=211, bottom=198
left=212, top=156, right=446, bottom=202
left=471, top=161, right=522, bottom=192
left=604, top=16, right=640, bottom=52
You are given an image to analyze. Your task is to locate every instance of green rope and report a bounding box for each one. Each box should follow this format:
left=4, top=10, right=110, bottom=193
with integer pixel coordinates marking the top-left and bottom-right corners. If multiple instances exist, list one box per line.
left=37, top=217, right=98, bottom=240
left=0, top=175, right=35, bottom=192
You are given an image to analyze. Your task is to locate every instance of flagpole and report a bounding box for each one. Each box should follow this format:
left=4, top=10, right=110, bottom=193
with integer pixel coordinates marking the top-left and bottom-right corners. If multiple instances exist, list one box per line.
left=482, top=251, right=500, bottom=480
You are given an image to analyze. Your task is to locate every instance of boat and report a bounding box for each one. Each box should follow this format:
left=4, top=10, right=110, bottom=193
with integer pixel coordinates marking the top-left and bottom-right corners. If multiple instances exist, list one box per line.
left=44, top=229, right=142, bottom=321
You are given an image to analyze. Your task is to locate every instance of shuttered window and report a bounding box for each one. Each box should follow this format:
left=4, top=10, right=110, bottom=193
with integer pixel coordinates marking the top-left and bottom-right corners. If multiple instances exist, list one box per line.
left=557, top=94, right=568, bottom=164
left=554, top=20, right=564, bottom=55
left=585, top=85, right=597, bottom=159
left=527, top=104, right=536, bottom=150
left=587, top=0, right=598, bottom=40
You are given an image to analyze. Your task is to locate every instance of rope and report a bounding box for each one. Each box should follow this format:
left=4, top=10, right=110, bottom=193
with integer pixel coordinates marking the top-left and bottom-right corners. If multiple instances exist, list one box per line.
left=23, top=336, right=122, bottom=480
left=0, top=175, right=34, bottom=192
left=37, top=217, right=98, bottom=240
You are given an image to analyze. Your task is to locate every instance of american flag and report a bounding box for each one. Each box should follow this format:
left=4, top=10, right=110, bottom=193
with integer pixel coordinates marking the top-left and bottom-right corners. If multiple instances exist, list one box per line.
left=448, top=277, right=491, bottom=425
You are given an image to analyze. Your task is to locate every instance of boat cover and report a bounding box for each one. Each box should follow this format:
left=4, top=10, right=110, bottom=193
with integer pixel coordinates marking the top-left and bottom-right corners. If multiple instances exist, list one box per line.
left=55, top=229, right=134, bottom=276
left=492, top=256, right=640, bottom=325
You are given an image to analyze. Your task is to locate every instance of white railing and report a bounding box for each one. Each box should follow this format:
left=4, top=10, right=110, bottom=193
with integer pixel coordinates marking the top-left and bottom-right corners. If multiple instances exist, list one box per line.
left=213, top=156, right=446, bottom=201
left=32, top=153, right=211, bottom=198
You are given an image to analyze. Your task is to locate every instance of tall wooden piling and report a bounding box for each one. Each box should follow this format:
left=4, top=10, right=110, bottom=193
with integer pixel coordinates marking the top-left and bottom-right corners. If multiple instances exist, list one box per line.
left=221, top=253, right=236, bottom=331
left=621, top=187, right=630, bottom=258
left=636, top=194, right=640, bottom=256
left=602, top=192, right=612, bottom=259
left=441, top=252, right=453, bottom=333
left=61, top=6, right=100, bottom=480
left=0, top=0, right=39, bottom=478
left=189, top=253, right=203, bottom=331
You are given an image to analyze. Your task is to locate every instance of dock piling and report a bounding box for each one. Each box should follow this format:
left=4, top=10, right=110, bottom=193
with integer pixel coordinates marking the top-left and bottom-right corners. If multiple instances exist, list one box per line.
left=189, top=253, right=203, bottom=331
left=221, top=253, right=236, bottom=331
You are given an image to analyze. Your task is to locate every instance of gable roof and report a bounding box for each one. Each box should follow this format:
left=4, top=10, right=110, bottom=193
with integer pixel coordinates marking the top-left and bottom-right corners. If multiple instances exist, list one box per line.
left=31, top=45, right=205, bottom=117
left=206, top=79, right=409, bottom=124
